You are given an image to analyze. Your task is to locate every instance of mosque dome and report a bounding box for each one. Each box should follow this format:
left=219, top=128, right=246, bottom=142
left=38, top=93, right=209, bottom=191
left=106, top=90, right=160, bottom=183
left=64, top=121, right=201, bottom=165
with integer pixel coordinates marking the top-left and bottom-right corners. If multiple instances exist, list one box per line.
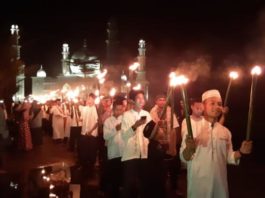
left=68, top=40, right=101, bottom=76
left=36, top=65, right=46, bottom=77
left=71, top=40, right=98, bottom=61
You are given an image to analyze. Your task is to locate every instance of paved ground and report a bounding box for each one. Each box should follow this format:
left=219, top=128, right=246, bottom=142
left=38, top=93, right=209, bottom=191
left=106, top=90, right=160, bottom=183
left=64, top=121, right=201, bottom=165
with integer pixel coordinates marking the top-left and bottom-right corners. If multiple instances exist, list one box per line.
left=0, top=136, right=186, bottom=198
left=0, top=135, right=264, bottom=198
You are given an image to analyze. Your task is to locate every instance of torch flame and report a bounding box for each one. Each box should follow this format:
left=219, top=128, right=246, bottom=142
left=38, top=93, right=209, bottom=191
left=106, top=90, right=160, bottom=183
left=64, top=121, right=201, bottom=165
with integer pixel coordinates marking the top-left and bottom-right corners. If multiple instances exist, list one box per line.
left=95, top=89, right=100, bottom=96
left=73, top=98, right=79, bottom=103
left=170, top=75, right=189, bottom=87
left=229, top=71, right=239, bottom=80
left=121, top=74, right=127, bottom=81
left=129, top=62, right=140, bottom=71
left=132, top=83, right=141, bottom=90
left=99, top=78, right=105, bottom=84
left=66, top=88, right=79, bottom=100
left=49, top=184, right=55, bottom=190
left=49, top=193, right=57, bottom=198
left=251, top=66, right=262, bottom=76
left=109, top=88, right=116, bottom=97
left=97, top=69, right=108, bottom=79
left=95, top=97, right=101, bottom=105
left=169, top=72, right=176, bottom=79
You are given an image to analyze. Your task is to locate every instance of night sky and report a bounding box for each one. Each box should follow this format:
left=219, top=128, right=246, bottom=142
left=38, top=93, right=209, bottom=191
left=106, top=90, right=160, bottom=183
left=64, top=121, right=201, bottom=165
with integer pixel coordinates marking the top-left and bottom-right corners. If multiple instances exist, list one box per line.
left=1, top=1, right=265, bottom=73
left=1, top=0, right=265, bottom=141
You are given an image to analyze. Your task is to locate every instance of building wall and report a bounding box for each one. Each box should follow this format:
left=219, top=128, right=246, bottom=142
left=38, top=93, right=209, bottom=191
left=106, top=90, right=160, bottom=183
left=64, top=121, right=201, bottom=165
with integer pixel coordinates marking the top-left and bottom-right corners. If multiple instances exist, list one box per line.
left=32, top=76, right=112, bottom=100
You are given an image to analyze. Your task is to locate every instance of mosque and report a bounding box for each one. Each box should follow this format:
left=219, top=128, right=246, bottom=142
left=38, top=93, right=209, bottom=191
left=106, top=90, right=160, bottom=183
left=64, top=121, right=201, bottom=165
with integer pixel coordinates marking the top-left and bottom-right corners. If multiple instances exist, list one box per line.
left=11, top=19, right=149, bottom=102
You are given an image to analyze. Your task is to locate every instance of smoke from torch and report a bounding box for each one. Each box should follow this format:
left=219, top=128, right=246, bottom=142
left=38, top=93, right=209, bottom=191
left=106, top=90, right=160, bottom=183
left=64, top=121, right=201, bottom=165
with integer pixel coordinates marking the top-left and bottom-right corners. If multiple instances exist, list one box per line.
left=176, top=57, right=211, bottom=82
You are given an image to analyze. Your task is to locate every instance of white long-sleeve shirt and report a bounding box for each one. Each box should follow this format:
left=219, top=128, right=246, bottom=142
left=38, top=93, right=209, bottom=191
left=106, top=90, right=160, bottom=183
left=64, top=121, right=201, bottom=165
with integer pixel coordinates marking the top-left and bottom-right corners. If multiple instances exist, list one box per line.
left=80, top=105, right=98, bottom=137
left=103, top=115, right=124, bottom=160
left=180, top=118, right=239, bottom=198
left=121, top=109, right=151, bottom=162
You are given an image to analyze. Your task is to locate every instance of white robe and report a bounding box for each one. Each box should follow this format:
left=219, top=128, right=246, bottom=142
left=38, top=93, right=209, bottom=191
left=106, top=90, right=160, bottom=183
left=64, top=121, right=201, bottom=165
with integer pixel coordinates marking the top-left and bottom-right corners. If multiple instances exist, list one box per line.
left=80, top=105, right=98, bottom=137
left=180, top=118, right=239, bottom=198
left=121, top=109, right=151, bottom=161
left=50, top=105, right=65, bottom=139
left=62, top=106, right=71, bottom=138
left=103, top=115, right=124, bottom=160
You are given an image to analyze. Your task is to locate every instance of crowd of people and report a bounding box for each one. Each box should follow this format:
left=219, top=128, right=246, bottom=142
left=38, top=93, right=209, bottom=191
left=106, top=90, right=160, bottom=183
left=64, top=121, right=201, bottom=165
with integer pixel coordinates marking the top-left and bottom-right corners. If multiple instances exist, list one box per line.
left=0, top=88, right=252, bottom=198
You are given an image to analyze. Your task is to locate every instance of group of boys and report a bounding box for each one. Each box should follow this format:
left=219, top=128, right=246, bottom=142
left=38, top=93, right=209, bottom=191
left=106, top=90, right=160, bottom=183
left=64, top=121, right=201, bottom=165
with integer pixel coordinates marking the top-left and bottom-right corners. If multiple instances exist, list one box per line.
left=76, top=88, right=252, bottom=198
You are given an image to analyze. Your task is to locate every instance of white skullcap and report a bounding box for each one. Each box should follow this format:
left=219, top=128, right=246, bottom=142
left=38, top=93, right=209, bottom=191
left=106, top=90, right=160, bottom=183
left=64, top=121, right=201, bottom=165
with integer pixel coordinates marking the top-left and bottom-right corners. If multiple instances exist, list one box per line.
left=202, top=89, right=222, bottom=102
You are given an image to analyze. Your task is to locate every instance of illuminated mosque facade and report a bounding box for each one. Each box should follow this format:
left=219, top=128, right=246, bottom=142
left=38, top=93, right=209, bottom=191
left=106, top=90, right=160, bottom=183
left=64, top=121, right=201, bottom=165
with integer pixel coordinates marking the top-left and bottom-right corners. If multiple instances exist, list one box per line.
left=10, top=20, right=149, bottom=102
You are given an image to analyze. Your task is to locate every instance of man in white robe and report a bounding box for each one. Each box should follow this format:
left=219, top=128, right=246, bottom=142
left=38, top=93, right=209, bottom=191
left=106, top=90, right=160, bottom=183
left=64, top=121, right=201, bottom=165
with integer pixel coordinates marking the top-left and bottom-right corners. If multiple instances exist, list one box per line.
left=50, top=100, right=66, bottom=141
left=180, top=89, right=252, bottom=198
left=121, top=90, right=151, bottom=198
left=103, top=100, right=125, bottom=197
left=62, top=103, right=71, bottom=140
left=68, top=102, right=82, bottom=152
left=78, top=93, right=98, bottom=169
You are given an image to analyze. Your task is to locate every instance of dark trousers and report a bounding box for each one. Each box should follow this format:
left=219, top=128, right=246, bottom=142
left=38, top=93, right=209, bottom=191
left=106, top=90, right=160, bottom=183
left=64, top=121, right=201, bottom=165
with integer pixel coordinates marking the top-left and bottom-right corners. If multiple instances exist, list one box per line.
left=78, top=135, right=98, bottom=168
left=0, top=136, right=6, bottom=168
left=30, top=127, right=43, bottom=146
left=164, top=155, right=181, bottom=191
left=122, top=159, right=148, bottom=198
left=98, top=125, right=108, bottom=192
left=42, top=118, right=52, bottom=136
left=97, top=125, right=106, bottom=166
left=146, top=161, right=166, bottom=198
left=69, top=126, right=81, bottom=151
left=99, top=145, right=108, bottom=192
left=106, top=157, right=122, bottom=198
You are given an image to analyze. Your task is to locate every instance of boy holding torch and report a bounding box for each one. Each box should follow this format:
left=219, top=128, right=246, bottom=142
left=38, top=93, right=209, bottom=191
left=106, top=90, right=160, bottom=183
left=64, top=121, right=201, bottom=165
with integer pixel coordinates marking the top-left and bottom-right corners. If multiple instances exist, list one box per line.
left=180, top=89, right=252, bottom=198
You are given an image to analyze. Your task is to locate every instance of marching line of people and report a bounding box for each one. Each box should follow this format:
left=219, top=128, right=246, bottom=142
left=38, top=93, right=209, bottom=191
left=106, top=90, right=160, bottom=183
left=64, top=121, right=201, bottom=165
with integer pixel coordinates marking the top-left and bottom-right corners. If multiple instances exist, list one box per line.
left=0, top=88, right=253, bottom=198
